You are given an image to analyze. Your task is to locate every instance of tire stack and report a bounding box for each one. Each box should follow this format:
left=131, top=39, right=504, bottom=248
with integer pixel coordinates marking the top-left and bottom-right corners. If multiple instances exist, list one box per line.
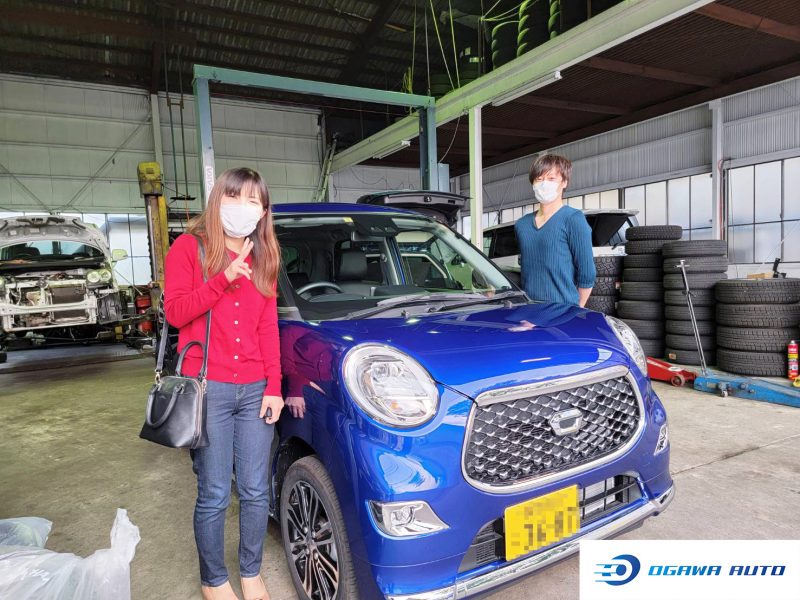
left=715, top=278, right=800, bottom=376
left=617, top=225, right=684, bottom=358
left=661, top=240, right=729, bottom=366
left=586, top=255, right=623, bottom=316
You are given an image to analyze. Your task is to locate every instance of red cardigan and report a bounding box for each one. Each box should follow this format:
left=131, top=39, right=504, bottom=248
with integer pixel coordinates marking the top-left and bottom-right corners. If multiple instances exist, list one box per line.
left=164, top=234, right=282, bottom=397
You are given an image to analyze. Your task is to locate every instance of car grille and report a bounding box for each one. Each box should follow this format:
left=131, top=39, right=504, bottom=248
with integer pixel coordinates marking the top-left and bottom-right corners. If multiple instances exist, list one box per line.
left=463, top=375, right=640, bottom=487
left=458, top=475, right=642, bottom=573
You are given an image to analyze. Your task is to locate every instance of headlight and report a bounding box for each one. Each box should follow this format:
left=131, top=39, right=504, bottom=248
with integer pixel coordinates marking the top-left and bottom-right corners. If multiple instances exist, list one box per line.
left=86, top=270, right=101, bottom=284
left=98, top=269, right=113, bottom=283
left=343, top=344, right=439, bottom=428
left=605, top=316, right=648, bottom=375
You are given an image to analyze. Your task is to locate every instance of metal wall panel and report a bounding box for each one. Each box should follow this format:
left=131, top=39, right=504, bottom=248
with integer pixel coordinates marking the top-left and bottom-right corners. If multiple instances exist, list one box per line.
left=0, top=73, right=322, bottom=213
left=328, top=166, right=422, bottom=203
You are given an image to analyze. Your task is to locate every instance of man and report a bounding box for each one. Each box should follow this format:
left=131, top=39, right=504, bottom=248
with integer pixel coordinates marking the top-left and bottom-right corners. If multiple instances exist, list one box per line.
left=514, top=154, right=595, bottom=307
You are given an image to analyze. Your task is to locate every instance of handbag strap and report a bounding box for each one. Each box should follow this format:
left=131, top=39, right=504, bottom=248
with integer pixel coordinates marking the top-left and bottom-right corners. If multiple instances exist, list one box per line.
left=155, top=236, right=212, bottom=381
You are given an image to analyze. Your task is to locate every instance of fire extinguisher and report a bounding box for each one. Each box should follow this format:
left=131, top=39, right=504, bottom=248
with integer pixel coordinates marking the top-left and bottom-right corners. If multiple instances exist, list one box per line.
left=135, top=294, right=153, bottom=334
left=789, top=340, right=799, bottom=380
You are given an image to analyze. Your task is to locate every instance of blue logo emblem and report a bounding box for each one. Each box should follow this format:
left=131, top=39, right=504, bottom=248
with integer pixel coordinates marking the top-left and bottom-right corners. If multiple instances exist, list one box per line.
left=595, top=554, right=641, bottom=586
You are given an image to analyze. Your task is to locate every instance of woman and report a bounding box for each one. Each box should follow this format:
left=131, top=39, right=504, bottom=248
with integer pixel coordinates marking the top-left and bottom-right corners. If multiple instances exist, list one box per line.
left=164, top=167, right=284, bottom=600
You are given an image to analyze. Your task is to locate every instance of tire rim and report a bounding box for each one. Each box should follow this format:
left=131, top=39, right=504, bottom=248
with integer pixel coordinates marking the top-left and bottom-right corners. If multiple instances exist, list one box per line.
left=286, top=481, right=339, bottom=600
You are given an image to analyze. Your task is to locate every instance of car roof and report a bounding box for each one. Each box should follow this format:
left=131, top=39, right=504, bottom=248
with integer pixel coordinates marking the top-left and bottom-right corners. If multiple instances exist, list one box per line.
left=272, top=202, right=420, bottom=216
left=481, top=208, right=638, bottom=234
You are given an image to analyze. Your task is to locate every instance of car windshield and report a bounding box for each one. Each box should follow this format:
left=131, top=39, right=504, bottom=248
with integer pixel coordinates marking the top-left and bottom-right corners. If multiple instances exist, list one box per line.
left=276, top=212, right=519, bottom=320
left=0, top=240, right=105, bottom=263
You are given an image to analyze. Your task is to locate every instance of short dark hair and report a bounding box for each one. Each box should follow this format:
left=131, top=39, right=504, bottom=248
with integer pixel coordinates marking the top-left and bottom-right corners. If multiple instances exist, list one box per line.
left=529, top=154, right=572, bottom=185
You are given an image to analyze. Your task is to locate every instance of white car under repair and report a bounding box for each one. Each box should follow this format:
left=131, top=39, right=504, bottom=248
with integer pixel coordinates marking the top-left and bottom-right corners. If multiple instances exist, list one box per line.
left=0, top=216, right=128, bottom=334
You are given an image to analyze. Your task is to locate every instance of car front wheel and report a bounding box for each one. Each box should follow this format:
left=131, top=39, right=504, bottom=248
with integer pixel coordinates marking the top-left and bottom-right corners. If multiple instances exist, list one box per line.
left=280, top=456, right=358, bottom=600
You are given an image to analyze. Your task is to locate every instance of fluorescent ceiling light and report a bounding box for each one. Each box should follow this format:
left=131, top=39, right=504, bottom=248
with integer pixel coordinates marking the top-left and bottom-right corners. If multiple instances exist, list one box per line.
left=372, top=139, right=411, bottom=160
left=491, top=70, right=563, bottom=107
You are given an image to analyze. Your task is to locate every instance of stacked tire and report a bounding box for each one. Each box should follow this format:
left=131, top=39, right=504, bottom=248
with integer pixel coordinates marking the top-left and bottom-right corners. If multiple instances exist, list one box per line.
left=617, top=225, right=683, bottom=358
left=586, top=255, right=623, bottom=316
left=661, top=240, right=728, bottom=366
left=715, top=278, right=800, bottom=376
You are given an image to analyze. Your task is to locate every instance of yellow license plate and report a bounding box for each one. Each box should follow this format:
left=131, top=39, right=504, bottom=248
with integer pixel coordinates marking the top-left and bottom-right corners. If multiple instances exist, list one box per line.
left=504, top=486, right=580, bottom=561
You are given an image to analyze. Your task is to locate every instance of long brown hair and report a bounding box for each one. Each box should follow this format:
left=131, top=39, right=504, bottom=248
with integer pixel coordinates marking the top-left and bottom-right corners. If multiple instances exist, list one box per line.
left=187, top=168, right=280, bottom=297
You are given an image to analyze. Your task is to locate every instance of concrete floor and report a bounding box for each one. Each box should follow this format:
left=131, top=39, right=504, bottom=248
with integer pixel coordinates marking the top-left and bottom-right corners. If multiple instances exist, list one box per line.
left=2, top=357, right=799, bottom=600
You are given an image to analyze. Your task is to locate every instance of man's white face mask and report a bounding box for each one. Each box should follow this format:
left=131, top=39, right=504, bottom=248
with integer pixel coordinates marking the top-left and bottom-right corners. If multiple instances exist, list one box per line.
left=220, top=203, right=263, bottom=238
left=532, top=180, right=561, bottom=204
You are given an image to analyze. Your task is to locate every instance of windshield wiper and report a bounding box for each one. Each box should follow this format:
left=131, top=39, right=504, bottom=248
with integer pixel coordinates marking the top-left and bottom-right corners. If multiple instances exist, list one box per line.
left=340, top=292, right=487, bottom=320
left=427, top=290, right=528, bottom=312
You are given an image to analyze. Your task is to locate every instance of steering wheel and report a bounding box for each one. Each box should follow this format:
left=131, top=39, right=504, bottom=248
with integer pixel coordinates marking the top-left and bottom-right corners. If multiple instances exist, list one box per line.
left=296, top=281, right=345, bottom=299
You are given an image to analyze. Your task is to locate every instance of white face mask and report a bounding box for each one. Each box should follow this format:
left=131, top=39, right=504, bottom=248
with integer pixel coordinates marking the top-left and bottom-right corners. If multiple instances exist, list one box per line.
left=532, top=180, right=561, bottom=204
left=220, top=203, right=263, bottom=238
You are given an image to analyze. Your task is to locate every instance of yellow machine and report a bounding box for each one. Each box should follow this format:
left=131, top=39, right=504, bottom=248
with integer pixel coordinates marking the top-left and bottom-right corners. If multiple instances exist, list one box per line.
left=137, top=162, right=170, bottom=289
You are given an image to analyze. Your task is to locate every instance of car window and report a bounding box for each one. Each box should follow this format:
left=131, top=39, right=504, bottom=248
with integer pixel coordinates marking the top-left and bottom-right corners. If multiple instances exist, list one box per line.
left=0, top=241, right=104, bottom=262
left=482, top=232, right=493, bottom=255
left=274, top=213, right=513, bottom=320
left=493, top=228, right=520, bottom=258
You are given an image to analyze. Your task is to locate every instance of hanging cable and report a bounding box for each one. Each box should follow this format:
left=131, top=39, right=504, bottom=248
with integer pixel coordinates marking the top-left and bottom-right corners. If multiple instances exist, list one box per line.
left=176, top=51, right=193, bottom=207
left=162, top=15, right=180, bottom=209
left=428, top=0, right=455, bottom=90
left=424, top=3, right=431, bottom=95
left=448, top=0, right=460, bottom=88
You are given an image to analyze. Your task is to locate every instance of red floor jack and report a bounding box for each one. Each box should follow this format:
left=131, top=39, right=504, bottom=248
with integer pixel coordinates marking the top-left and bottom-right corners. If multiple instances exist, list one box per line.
left=647, top=357, right=697, bottom=387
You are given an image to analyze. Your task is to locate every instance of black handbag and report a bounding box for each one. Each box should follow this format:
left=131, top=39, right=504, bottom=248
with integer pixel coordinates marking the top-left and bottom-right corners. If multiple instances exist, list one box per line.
left=140, top=242, right=211, bottom=449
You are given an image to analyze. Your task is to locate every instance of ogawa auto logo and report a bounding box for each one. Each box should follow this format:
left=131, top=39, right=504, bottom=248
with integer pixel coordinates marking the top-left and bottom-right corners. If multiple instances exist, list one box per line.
left=595, top=553, right=787, bottom=586
left=595, top=554, right=641, bottom=586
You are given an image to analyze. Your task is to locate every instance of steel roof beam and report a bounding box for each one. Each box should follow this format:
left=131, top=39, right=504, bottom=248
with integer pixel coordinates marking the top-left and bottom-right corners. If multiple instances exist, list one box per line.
left=509, top=95, right=629, bottom=115
left=341, top=1, right=399, bottom=83
left=330, top=0, right=716, bottom=173
left=584, top=56, right=719, bottom=87
left=696, top=4, right=800, bottom=43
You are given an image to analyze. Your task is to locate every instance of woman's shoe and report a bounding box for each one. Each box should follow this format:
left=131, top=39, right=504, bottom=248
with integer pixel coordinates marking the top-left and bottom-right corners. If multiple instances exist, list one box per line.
left=240, top=575, right=270, bottom=600
left=201, top=580, right=241, bottom=600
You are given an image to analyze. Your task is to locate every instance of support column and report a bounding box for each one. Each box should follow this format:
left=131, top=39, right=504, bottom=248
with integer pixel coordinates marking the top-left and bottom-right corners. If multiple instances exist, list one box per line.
left=150, top=93, right=164, bottom=169
left=419, top=106, right=439, bottom=190
left=193, top=77, right=215, bottom=204
left=709, top=99, right=724, bottom=240
left=469, top=106, right=483, bottom=246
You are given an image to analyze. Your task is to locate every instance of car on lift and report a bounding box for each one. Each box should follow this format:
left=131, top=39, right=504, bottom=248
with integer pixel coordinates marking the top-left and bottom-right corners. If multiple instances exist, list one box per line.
left=267, top=202, right=672, bottom=599
left=483, top=208, right=640, bottom=277
left=0, top=215, right=129, bottom=359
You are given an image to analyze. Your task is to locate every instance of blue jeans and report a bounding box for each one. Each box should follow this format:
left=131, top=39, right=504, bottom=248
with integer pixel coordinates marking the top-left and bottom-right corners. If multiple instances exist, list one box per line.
left=191, top=379, right=273, bottom=587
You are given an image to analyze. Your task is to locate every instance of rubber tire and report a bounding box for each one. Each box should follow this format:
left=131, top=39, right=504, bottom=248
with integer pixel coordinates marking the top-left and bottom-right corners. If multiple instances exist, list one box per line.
left=617, top=300, right=663, bottom=320
left=662, top=240, right=728, bottom=258
left=586, top=294, right=616, bottom=315
left=624, top=239, right=669, bottom=255
left=666, top=319, right=716, bottom=336
left=664, top=289, right=715, bottom=306
left=594, top=255, right=623, bottom=277
left=622, top=318, right=664, bottom=340
left=662, top=255, right=729, bottom=273
left=665, top=347, right=716, bottom=366
left=664, top=304, right=715, bottom=321
left=663, top=273, right=727, bottom=290
left=624, top=254, right=662, bottom=269
left=714, top=278, right=800, bottom=304
left=640, top=338, right=664, bottom=358
left=622, top=268, right=663, bottom=282
left=625, top=225, right=683, bottom=242
left=593, top=276, right=619, bottom=295
left=280, top=456, right=358, bottom=600
left=620, top=282, right=663, bottom=301
left=0, top=349, right=6, bottom=364
left=717, top=326, right=800, bottom=353
left=717, top=348, right=786, bottom=377
left=665, top=334, right=716, bottom=351
left=716, top=303, right=800, bottom=328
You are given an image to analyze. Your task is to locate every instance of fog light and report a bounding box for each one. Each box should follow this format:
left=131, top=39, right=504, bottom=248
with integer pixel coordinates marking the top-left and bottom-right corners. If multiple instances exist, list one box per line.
left=370, top=500, right=448, bottom=537
left=654, top=423, right=669, bottom=455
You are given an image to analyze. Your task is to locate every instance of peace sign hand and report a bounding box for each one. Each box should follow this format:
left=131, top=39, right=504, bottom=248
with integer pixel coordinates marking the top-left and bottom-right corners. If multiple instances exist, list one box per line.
left=223, top=238, right=254, bottom=283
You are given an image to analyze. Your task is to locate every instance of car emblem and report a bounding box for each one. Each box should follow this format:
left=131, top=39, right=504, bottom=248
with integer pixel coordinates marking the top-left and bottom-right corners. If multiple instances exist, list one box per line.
left=549, top=408, right=584, bottom=436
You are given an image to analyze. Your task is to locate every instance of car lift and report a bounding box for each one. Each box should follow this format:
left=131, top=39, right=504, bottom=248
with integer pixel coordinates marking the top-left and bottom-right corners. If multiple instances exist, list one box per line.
left=647, top=259, right=800, bottom=408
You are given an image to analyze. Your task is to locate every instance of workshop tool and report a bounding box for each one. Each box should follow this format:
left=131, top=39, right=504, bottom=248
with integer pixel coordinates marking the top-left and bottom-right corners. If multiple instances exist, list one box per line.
left=789, top=339, right=798, bottom=381
left=677, top=258, right=708, bottom=376
left=647, top=357, right=697, bottom=387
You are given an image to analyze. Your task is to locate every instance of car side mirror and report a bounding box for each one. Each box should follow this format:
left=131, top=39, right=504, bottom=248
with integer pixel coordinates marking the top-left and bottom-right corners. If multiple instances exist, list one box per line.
left=517, top=255, right=522, bottom=266
left=111, top=249, right=129, bottom=262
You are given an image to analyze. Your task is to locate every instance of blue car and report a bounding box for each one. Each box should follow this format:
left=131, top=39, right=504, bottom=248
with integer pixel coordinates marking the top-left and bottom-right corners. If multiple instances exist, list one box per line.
left=270, top=203, right=673, bottom=600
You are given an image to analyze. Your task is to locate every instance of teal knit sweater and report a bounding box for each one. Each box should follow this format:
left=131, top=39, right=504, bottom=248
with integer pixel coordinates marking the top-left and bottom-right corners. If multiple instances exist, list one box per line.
left=514, top=206, right=596, bottom=305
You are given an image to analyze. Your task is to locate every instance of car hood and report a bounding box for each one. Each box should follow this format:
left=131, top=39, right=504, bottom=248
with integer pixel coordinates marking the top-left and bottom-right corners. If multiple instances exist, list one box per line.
left=317, top=302, right=634, bottom=400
